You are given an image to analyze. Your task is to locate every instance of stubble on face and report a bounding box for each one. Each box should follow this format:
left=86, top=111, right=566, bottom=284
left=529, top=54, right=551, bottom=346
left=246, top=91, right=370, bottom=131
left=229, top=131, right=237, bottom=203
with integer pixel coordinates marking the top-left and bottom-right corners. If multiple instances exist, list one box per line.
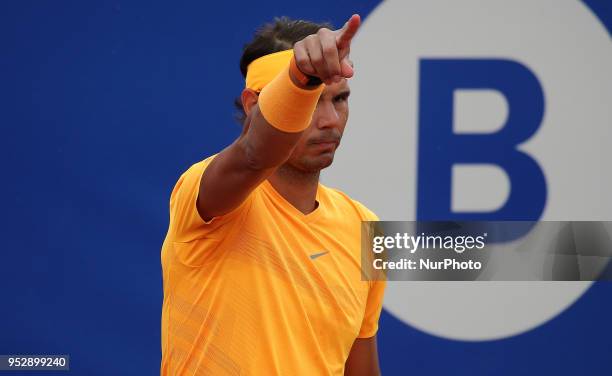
left=283, top=80, right=350, bottom=174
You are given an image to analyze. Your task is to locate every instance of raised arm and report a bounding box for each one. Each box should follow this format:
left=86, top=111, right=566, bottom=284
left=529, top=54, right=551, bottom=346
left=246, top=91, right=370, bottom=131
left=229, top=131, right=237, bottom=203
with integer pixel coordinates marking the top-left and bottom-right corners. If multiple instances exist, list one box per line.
left=197, top=14, right=361, bottom=221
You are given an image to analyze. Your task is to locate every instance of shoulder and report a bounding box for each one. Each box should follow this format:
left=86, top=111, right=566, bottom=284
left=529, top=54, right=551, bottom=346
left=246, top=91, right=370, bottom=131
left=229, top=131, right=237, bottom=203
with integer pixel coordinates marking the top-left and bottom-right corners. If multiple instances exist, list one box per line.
left=171, top=155, right=216, bottom=192
left=169, top=154, right=225, bottom=219
left=319, top=184, right=379, bottom=221
left=180, top=154, right=217, bottom=179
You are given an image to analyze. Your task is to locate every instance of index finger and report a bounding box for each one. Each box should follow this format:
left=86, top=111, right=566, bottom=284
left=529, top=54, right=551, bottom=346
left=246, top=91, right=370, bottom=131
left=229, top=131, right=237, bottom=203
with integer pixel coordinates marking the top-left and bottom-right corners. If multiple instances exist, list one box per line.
left=336, top=14, right=361, bottom=49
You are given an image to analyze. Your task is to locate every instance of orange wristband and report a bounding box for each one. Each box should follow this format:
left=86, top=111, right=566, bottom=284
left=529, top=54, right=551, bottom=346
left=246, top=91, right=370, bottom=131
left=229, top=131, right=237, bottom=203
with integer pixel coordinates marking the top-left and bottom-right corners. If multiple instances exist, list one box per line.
left=258, top=64, right=324, bottom=133
left=289, top=56, right=323, bottom=87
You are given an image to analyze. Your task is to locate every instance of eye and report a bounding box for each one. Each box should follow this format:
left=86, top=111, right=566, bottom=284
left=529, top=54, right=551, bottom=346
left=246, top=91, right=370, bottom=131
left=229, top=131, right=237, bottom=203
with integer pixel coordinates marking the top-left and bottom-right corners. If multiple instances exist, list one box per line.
left=333, top=93, right=350, bottom=103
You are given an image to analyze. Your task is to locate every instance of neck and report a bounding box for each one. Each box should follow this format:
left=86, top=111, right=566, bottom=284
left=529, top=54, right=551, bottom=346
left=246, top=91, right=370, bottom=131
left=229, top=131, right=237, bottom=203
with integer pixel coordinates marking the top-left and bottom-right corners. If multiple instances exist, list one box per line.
left=268, top=164, right=320, bottom=215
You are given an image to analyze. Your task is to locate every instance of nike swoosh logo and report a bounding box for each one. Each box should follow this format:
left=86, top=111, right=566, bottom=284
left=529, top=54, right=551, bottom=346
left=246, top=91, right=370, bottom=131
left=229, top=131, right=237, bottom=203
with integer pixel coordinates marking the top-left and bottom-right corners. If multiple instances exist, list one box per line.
left=309, top=251, right=329, bottom=260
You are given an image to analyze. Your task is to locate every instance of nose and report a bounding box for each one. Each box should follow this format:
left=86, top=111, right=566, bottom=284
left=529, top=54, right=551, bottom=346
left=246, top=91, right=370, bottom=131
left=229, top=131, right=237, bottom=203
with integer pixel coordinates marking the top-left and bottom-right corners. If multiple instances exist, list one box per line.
left=313, top=99, right=341, bottom=130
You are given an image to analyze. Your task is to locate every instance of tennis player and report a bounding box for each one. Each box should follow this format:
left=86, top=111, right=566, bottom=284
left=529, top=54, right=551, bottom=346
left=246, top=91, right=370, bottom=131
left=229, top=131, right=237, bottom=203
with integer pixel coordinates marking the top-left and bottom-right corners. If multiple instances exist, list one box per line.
left=161, top=14, right=385, bottom=375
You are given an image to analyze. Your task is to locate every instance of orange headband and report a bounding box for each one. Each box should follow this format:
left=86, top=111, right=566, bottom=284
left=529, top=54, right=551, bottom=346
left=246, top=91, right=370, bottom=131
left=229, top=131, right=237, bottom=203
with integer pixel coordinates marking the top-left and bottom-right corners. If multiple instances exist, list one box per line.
left=245, top=49, right=294, bottom=91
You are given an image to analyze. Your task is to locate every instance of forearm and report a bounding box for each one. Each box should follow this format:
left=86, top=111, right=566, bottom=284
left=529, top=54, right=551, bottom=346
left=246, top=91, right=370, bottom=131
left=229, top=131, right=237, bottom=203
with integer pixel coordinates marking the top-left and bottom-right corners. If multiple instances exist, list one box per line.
left=238, top=105, right=304, bottom=172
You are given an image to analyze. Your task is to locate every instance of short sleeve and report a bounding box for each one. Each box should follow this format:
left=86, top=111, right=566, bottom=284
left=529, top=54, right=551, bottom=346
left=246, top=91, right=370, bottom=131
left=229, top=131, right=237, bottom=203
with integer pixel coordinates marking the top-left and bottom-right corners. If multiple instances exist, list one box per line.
left=168, top=155, right=252, bottom=244
left=358, top=279, right=386, bottom=338
left=351, top=199, right=379, bottom=222
left=348, top=199, right=386, bottom=338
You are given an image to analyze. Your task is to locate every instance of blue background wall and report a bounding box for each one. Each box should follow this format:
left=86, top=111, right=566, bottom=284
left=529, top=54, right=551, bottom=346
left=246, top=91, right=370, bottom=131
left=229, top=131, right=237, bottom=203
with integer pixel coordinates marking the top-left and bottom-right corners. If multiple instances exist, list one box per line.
left=1, top=1, right=611, bottom=375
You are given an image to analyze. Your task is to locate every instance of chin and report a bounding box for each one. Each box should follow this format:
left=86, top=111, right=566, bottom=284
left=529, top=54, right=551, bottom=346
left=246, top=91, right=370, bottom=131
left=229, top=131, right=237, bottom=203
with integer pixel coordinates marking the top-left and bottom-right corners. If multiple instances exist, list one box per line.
left=319, top=155, right=334, bottom=169
left=307, top=154, right=335, bottom=172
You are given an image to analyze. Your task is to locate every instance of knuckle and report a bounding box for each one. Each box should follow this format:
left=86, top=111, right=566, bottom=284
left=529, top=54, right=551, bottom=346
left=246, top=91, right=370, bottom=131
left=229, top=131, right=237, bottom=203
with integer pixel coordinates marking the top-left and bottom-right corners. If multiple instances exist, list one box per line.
left=295, top=56, right=308, bottom=67
left=322, top=45, right=336, bottom=56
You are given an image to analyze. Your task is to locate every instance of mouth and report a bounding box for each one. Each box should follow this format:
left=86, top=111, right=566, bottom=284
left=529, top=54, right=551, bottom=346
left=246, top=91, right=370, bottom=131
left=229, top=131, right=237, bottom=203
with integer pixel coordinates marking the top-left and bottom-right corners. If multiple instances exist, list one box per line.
left=309, top=137, right=340, bottom=147
left=309, top=140, right=339, bottom=152
left=312, top=140, right=338, bottom=147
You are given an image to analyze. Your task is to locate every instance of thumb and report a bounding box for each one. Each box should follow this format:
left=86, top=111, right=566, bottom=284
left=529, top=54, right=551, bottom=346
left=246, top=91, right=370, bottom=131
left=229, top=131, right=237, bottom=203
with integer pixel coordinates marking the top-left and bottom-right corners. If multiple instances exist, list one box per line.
left=340, top=57, right=354, bottom=78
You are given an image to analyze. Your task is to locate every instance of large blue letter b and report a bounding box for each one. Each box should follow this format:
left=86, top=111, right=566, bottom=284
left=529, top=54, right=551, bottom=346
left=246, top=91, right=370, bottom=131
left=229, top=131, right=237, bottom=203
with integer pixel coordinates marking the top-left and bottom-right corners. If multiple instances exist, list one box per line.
left=417, top=59, right=547, bottom=220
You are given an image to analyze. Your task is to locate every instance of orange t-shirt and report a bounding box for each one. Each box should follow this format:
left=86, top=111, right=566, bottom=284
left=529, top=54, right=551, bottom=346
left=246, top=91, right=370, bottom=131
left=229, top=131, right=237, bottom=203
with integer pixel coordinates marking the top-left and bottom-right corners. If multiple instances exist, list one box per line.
left=161, top=155, right=385, bottom=375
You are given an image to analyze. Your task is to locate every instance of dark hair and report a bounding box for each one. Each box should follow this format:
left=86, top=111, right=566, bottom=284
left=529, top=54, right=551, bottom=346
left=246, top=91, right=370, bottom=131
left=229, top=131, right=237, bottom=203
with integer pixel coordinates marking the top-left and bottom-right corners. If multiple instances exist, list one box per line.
left=234, top=17, right=333, bottom=124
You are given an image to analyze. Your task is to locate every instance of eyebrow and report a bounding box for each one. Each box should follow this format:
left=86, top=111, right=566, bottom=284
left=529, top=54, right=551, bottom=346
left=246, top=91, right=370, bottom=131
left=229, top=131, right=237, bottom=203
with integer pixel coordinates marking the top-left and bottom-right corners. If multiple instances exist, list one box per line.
left=334, top=89, right=351, bottom=97
left=324, top=89, right=351, bottom=99
left=316, top=89, right=350, bottom=104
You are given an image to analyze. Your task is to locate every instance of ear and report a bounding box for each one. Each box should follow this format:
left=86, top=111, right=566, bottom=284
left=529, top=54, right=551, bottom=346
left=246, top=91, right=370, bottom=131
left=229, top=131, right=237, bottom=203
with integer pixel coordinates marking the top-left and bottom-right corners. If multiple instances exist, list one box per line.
left=241, top=88, right=259, bottom=116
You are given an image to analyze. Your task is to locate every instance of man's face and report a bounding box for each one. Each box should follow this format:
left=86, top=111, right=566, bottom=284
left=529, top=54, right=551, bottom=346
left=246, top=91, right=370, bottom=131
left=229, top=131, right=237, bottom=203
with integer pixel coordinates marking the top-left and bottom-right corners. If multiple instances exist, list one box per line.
left=284, top=79, right=351, bottom=173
